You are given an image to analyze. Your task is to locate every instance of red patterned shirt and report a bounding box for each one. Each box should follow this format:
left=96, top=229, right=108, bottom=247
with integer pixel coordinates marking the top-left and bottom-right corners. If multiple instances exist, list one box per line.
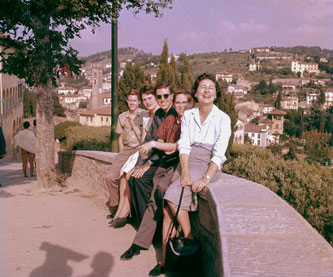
left=156, top=114, right=181, bottom=143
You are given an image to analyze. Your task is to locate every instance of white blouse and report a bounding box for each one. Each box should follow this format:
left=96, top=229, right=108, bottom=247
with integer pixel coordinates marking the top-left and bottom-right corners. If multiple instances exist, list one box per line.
left=177, top=105, right=231, bottom=169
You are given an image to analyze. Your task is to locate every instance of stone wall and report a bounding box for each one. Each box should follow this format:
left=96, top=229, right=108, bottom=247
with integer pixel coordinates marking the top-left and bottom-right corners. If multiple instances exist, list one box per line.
left=58, top=151, right=333, bottom=277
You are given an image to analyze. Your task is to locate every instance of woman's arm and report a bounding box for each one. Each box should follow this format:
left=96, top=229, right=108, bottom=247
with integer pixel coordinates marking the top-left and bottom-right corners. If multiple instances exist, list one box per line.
left=192, top=161, right=218, bottom=192
left=179, top=153, right=192, bottom=187
left=139, top=139, right=177, bottom=155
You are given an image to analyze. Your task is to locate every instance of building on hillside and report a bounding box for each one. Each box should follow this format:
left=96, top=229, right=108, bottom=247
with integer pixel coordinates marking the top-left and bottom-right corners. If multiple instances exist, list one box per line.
left=291, top=61, right=319, bottom=75
left=249, top=62, right=260, bottom=71
left=281, top=96, right=298, bottom=110
left=215, top=72, right=233, bottom=83
left=251, top=47, right=271, bottom=53
left=79, top=105, right=111, bottom=126
left=233, top=119, right=245, bottom=145
left=227, top=84, right=248, bottom=95
left=323, top=90, right=333, bottom=110
left=282, top=83, right=296, bottom=90
left=237, top=106, right=260, bottom=123
left=79, top=87, right=92, bottom=99
left=238, top=50, right=249, bottom=53
left=0, top=37, right=24, bottom=159
left=236, top=79, right=257, bottom=90
left=306, top=93, right=318, bottom=107
left=268, top=109, right=286, bottom=135
left=57, top=87, right=77, bottom=95
left=244, top=123, right=270, bottom=147
left=59, top=95, right=88, bottom=110
left=258, top=104, right=274, bottom=115
left=236, top=100, right=260, bottom=112
left=299, top=101, right=307, bottom=109
left=101, top=93, right=111, bottom=105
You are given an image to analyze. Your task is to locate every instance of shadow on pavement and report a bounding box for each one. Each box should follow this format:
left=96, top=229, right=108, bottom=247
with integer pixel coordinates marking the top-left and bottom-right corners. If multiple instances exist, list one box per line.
left=29, top=242, right=114, bottom=277
left=0, top=162, right=37, bottom=187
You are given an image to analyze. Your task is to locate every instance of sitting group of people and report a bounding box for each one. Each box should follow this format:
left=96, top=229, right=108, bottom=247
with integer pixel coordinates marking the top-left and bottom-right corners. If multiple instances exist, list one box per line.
left=104, top=73, right=231, bottom=276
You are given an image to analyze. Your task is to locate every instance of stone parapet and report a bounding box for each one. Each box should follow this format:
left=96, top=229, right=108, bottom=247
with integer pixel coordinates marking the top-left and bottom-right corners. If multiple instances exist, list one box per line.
left=58, top=151, right=333, bottom=276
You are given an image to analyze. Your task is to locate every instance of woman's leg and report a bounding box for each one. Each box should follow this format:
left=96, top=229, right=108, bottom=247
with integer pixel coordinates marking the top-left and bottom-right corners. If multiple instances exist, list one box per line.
left=114, top=175, right=131, bottom=219
left=161, top=206, right=173, bottom=266
left=166, top=200, right=193, bottom=239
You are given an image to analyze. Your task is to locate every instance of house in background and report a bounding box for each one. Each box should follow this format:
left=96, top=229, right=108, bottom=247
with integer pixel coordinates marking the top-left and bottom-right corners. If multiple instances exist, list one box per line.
left=269, top=109, right=286, bottom=135
left=244, top=123, right=270, bottom=147
left=291, top=61, right=319, bottom=75
left=280, top=96, right=298, bottom=110
left=324, top=90, right=333, bottom=109
left=79, top=105, right=111, bottom=127
left=215, top=72, right=233, bottom=83
left=258, top=103, right=274, bottom=115
left=233, top=119, right=245, bottom=145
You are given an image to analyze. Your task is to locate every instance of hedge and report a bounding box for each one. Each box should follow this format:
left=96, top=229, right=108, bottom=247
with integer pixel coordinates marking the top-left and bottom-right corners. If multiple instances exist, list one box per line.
left=223, top=144, right=333, bottom=245
left=54, top=121, right=82, bottom=142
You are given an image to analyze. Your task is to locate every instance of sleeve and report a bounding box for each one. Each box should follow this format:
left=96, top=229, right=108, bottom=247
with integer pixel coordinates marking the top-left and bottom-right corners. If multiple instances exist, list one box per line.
left=177, top=111, right=192, bottom=157
left=114, top=114, right=124, bottom=135
left=211, top=114, right=231, bottom=170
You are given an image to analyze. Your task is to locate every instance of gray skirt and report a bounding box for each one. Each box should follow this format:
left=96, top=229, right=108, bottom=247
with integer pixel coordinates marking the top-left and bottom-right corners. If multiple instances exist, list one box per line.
left=164, top=144, right=221, bottom=211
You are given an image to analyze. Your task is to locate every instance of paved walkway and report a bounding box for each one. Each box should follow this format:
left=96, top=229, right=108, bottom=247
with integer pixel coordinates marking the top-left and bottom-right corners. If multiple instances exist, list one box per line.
left=0, top=161, right=159, bottom=277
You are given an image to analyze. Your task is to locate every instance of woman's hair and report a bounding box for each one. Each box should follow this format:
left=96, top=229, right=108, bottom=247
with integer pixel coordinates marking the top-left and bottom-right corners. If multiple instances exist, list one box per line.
left=140, top=85, right=156, bottom=101
left=173, top=89, right=191, bottom=103
left=191, top=72, right=222, bottom=103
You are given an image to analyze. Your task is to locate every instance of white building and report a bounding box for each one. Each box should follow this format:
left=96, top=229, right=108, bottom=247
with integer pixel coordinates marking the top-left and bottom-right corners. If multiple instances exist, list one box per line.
left=233, top=119, right=245, bottom=145
left=281, top=96, right=299, bottom=110
left=57, top=87, right=77, bottom=95
left=216, top=72, right=233, bottom=83
left=291, top=61, right=319, bottom=75
left=244, top=123, right=270, bottom=147
left=324, top=90, right=333, bottom=110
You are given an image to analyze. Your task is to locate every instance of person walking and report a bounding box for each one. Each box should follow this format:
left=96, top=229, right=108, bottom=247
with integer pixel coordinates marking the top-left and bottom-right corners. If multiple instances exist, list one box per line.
left=13, top=121, right=36, bottom=177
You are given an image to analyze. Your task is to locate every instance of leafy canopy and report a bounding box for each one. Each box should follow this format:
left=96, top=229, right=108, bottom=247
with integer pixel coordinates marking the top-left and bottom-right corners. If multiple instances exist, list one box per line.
left=0, top=0, right=172, bottom=86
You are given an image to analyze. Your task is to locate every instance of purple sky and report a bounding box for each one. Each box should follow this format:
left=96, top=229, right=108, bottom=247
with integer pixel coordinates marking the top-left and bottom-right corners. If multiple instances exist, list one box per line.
left=71, top=0, right=333, bottom=57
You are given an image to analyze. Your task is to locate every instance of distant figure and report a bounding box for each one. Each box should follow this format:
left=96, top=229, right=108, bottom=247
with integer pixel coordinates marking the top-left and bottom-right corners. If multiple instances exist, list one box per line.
left=0, top=125, right=6, bottom=159
left=13, top=121, right=36, bottom=177
left=32, top=119, right=37, bottom=136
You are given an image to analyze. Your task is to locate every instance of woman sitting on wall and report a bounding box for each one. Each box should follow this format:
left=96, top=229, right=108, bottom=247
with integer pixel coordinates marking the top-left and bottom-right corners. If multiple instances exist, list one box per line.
left=156, top=73, right=232, bottom=274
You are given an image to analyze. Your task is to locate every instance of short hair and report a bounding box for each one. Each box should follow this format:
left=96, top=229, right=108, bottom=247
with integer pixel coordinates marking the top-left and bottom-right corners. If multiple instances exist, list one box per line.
left=33, top=119, right=36, bottom=126
left=127, top=89, right=140, bottom=100
left=155, top=82, right=173, bottom=95
left=23, top=121, right=30, bottom=129
left=191, top=73, right=222, bottom=103
left=140, top=85, right=155, bottom=101
left=173, top=89, right=191, bottom=103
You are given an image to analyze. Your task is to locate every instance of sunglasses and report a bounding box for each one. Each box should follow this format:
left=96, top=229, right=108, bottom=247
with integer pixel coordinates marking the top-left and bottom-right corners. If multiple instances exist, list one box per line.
left=156, top=94, right=170, bottom=100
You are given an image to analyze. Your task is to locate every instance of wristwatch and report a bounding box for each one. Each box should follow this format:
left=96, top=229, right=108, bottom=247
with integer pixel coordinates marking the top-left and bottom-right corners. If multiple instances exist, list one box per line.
left=203, top=175, right=211, bottom=181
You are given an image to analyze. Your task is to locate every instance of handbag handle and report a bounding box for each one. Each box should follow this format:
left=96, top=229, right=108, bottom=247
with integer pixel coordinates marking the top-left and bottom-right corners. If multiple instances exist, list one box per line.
left=169, top=186, right=185, bottom=239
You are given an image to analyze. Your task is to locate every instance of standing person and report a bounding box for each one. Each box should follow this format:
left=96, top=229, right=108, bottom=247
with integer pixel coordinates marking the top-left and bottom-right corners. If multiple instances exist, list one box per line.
left=119, top=83, right=176, bottom=259
left=13, top=121, right=36, bottom=177
left=109, top=85, right=159, bottom=222
left=156, top=73, right=232, bottom=275
left=104, top=89, right=149, bottom=217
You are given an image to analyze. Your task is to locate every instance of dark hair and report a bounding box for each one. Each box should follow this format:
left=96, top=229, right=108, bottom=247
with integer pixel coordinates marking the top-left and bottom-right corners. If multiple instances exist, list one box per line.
left=173, top=89, right=191, bottom=103
left=140, top=85, right=155, bottom=101
left=127, top=89, right=140, bottom=100
left=23, top=121, right=30, bottom=129
left=33, top=119, right=36, bottom=126
left=191, top=73, right=221, bottom=103
left=154, top=82, right=173, bottom=95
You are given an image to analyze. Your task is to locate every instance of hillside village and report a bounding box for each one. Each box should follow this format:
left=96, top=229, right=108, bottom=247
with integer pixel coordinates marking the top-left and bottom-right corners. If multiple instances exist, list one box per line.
left=2, top=45, right=333, bottom=164
left=52, top=46, right=333, bottom=163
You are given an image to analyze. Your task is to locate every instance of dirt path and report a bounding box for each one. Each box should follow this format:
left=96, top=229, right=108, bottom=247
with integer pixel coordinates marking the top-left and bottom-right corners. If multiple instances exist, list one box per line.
left=0, top=161, right=157, bottom=277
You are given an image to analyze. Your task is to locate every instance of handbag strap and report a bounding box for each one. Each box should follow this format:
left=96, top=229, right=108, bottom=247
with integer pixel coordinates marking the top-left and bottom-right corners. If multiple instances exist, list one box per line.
left=127, top=117, right=141, bottom=143
left=169, top=186, right=185, bottom=239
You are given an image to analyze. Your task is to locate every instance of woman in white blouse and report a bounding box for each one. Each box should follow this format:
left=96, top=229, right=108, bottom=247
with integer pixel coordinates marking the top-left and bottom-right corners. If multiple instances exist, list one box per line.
left=159, top=73, right=231, bottom=272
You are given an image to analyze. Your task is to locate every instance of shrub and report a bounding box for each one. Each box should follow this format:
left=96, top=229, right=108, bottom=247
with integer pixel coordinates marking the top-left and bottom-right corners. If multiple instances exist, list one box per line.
left=224, top=144, right=333, bottom=245
left=54, top=121, right=82, bottom=142
left=65, top=125, right=112, bottom=151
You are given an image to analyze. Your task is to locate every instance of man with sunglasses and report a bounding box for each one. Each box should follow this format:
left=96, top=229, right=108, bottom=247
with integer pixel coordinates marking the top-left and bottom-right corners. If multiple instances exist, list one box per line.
left=120, top=82, right=176, bottom=260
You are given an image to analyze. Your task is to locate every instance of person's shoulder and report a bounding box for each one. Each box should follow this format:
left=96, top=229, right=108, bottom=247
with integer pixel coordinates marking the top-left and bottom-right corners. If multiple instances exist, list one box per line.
left=138, top=108, right=149, bottom=117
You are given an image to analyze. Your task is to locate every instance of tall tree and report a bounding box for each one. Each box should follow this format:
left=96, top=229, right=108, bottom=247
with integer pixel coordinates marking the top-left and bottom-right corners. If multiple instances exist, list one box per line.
left=169, top=55, right=181, bottom=89
left=156, top=39, right=173, bottom=85
left=275, top=92, right=282, bottom=109
left=118, top=62, right=146, bottom=113
left=181, top=54, right=193, bottom=91
left=0, top=0, right=172, bottom=189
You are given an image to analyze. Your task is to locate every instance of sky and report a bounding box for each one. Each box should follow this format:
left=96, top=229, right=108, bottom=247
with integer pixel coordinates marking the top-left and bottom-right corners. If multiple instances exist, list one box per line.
left=70, top=0, right=333, bottom=57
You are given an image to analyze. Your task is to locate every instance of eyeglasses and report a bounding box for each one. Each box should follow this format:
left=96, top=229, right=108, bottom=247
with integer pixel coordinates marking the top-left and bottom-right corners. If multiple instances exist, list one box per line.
left=156, top=94, right=170, bottom=100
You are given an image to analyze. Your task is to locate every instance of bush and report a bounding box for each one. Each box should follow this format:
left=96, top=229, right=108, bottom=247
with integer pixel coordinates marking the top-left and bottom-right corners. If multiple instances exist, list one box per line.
left=54, top=121, right=82, bottom=142
left=223, top=144, right=333, bottom=245
left=65, top=125, right=112, bottom=151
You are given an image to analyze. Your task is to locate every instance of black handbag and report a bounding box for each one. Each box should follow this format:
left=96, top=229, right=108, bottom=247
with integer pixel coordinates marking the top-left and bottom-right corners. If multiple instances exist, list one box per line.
left=165, top=187, right=202, bottom=273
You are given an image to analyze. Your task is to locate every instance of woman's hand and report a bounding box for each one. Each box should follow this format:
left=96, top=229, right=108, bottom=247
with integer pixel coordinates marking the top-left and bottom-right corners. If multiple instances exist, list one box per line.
left=192, top=177, right=210, bottom=193
left=180, top=172, right=192, bottom=187
left=139, top=141, right=154, bottom=155
left=126, top=163, right=151, bottom=180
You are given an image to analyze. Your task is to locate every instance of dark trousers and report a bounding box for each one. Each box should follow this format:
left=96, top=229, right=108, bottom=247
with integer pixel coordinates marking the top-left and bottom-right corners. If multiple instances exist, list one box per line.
left=132, top=164, right=176, bottom=249
left=128, top=165, right=159, bottom=226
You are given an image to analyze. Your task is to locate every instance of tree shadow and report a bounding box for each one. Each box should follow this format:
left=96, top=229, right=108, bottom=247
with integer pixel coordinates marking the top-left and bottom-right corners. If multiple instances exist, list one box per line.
left=77, top=251, right=114, bottom=277
left=29, top=242, right=88, bottom=277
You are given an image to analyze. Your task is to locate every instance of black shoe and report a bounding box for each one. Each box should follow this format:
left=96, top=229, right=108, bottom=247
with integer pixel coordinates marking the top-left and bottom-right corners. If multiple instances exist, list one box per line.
left=109, top=215, right=131, bottom=228
left=120, top=244, right=142, bottom=260
left=149, top=263, right=165, bottom=276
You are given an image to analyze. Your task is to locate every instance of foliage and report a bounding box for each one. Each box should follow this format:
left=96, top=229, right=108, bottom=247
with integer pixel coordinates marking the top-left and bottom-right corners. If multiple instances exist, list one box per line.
left=223, top=144, right=333, bottom=245
left=169, top=55, right=181, bottom=89
left=156, top=40, right=174, bottom=87
left=180, top=54, right=193, bottom=91
left=79, top=102, right=87, bottom=109
left=118, top=62, right=147, bottom=113
left=23, top=89, right=64, bottom=118
left=65, top=125, right=112, bottom=151
left=54, top=121, right=81, bottom=142
left=303, top=130, right=332, bottom=163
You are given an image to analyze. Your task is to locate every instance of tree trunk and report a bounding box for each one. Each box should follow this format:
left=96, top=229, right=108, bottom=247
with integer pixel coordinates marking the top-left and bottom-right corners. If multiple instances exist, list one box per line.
left=35, top=80, right=56, bottom=189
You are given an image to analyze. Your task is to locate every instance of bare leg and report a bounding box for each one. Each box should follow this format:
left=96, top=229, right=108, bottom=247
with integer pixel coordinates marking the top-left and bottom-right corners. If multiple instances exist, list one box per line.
left=167, top=200, right=193, bottom=239
left=114, top=175, right=131, bottom=219
left=161, top=206, right=173, bottom=266
left=21, top=150, right=28, bottom=177
left=29, top=153, right=35, bottom=176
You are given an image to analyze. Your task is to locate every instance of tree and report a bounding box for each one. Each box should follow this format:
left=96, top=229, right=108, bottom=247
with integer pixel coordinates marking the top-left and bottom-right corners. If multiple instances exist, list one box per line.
left=156, top=39, right=174, bottom=86
left=0, top=0, right=172, bottom=189
left=180, top=54, right=193, bottom=91
left=169, top=55, right=181, bottom=89
left=254, top=80, right=268, bottom=95
left=118, top=62, right=146, bottom=113
left=275, top=92, right=282, bottom=109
